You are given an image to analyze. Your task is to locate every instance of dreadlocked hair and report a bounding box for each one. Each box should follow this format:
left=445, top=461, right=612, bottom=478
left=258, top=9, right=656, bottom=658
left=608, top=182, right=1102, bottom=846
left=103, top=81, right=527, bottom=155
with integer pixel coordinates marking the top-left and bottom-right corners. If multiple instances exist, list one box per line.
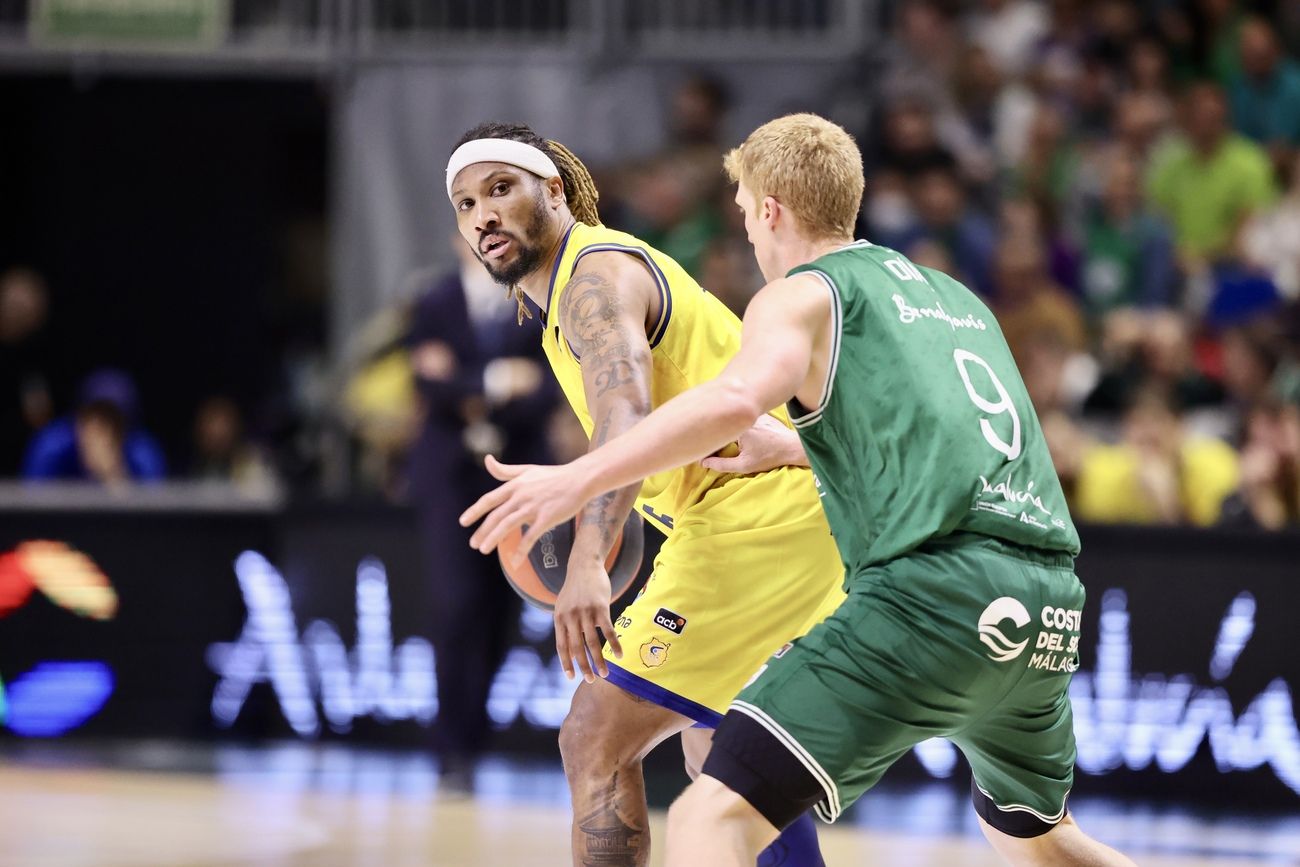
left=543, top=139, right=600, bottom=226
left=454, top=123, right=601, bottom=323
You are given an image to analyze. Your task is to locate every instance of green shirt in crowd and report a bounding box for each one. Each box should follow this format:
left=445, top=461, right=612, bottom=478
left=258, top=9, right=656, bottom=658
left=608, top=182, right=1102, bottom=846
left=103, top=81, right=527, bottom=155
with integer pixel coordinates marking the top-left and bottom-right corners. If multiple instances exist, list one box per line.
left=1148, top=133, right=1277, bottom=261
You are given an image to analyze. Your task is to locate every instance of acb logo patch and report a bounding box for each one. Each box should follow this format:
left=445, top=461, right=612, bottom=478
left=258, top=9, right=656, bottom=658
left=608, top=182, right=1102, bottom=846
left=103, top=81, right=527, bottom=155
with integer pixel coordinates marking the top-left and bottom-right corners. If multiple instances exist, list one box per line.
left=653, top=608, right=687, bottom=635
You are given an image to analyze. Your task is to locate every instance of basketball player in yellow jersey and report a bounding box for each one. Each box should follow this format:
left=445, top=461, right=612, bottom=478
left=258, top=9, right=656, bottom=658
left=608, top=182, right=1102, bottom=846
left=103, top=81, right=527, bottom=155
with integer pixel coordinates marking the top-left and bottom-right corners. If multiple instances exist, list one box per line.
left=446, top=122, right=842, bottom=867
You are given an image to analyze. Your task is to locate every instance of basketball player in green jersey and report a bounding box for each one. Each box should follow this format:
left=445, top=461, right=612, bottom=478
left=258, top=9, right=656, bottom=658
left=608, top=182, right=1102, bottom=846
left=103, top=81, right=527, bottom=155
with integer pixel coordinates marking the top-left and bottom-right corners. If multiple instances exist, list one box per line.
left=461, top=113, right=1135, bottom=866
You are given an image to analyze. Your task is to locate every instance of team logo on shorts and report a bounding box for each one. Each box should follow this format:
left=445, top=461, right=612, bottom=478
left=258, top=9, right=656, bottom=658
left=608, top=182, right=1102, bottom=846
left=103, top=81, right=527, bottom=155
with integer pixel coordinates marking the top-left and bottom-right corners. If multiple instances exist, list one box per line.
left=653, top=608, right=687, bottom=635
left=640, top=638, right=670, bottom=668
left=977, top=596, right=1032, bottom=662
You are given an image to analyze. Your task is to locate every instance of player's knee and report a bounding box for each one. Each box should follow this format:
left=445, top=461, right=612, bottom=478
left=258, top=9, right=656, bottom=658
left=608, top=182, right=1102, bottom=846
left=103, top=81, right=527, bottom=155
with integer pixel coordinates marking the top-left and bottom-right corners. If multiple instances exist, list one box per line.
left=557, top=706, right=599, bottom=771
left=669, top=777, right=769, bottom=848
left=667, top=781, right=712, bottom=832
left=665, top=779, right=748, bottom=826
left=558, top=691, right=624, bottom=772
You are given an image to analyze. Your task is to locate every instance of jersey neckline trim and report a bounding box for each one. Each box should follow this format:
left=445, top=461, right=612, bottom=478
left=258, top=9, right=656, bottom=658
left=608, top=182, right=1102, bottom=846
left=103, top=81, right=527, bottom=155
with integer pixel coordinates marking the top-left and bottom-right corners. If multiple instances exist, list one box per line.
left=544, top=222, right=580, bottom=316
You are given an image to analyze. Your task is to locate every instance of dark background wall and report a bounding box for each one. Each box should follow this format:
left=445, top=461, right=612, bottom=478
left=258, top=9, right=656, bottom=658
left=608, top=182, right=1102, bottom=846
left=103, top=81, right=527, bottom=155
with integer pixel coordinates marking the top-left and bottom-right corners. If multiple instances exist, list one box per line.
left=0, top=76, right=329, bottom=461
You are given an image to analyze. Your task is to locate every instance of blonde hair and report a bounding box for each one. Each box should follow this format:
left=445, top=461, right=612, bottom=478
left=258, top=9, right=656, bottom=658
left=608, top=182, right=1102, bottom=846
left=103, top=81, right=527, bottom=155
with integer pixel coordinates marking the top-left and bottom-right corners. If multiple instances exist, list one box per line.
left=723, top=113, right=864, bottom=240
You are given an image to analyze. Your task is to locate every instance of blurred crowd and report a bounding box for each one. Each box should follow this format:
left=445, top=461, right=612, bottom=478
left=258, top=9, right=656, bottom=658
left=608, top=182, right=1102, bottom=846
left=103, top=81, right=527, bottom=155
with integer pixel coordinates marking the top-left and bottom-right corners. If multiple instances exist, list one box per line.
left=0, top=266, right=278, bottom=493
left=582, top=0, right=1300, bottom=533
left=837, top=0, right=1300, bottom=533
left=4, top=0, right=1300, bottom=533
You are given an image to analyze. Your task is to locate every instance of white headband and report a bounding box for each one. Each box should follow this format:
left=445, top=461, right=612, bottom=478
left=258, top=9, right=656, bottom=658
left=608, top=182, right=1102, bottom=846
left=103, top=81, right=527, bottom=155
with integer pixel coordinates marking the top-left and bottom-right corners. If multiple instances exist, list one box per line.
left=446, top=138, right=561, bottom=201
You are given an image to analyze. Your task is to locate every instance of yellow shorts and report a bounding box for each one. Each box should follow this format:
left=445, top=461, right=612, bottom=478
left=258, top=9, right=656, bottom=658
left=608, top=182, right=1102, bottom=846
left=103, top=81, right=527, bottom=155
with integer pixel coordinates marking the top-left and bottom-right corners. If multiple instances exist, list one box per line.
left=604, top=466, right=845, bottom=725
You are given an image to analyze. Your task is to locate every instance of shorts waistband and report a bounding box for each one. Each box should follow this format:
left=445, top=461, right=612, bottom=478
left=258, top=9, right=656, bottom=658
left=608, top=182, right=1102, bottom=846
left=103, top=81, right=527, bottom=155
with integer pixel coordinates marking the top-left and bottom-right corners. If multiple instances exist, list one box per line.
left=920, top=532, right=1076, bottom=570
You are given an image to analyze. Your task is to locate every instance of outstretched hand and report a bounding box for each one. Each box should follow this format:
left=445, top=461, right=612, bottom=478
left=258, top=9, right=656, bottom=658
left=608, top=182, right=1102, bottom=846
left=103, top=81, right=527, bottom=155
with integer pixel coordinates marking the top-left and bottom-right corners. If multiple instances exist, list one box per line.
left=458, top=455, right=594, bottom=564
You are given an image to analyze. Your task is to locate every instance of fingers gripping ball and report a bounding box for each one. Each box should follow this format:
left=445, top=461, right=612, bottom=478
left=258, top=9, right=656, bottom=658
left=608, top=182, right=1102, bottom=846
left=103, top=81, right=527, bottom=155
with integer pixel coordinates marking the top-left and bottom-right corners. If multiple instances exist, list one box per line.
left=498, top=511, right=644, bottom=611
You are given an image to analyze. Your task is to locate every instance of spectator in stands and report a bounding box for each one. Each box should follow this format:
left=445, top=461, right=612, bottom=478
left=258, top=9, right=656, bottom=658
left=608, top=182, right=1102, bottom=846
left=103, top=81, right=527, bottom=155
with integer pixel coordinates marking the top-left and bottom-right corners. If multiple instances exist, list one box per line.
left=999, top=195, right=1080, bottom=293
left=22, top=369, right=166, bottom=485
left=1151, top=2, right=1200, bottom=84
left=1242, top=151, right=1300, bottom=299
left=882, top=0, right=963, bottom=112
left=862, top=169, right=918, bottom=244
left=0, top=268, right=54, bottom=477
left=965, top=0, right=1049, bottom=77
left=990, top=231, right=1087, bottom=367
left=407, top=239, right=556, bottom=791
left=1111, top=91, right=1176, bottom=176
left=698, top=238, right=761, bottom=318
left=1075, top=386, right=1240, bottom=526
left=1123, top=34, right=1175, bottom=109
left=1201, top=0, right=1248, bottom=85
left=885, top=163, right=998, bottom=296
left=1148, top=82, right=1277, bottom=269
left=1079, top=150, right=1178, bottom=319
left=1071, top=54, right=1121, bottom=144
left=189, top=396, right=276, bottom=490
left=1034, top=0, right=1090, bottom=69
left=1220, top=398, right=1300, bottom=529
left=954, top=43, right=1037, bottom=172
left=875, top=98, right=959, bottom=182
left=1041, top=408, right=1092, bottom=505
left=621, top=156, right=723, bottom=280
left=668, top=73, right=730, bottom=149
left=1008, top=102, right=1085, bottom=224
left=1086, top=0, right=1143, bottom=68
left=1220, top=320, right=1288, bottom=411
left=1228, top=16, right=1300, bottom=162
left=881, top=2, right=996, bottom=184
left=1086, top=309, right=1224, bottom=414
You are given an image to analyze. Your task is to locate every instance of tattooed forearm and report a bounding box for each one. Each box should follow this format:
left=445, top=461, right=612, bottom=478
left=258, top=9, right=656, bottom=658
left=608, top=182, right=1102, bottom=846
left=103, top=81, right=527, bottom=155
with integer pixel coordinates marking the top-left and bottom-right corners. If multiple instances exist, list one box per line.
left=577, top=399, right=641, bottom=554
left=560, top=269, right=653, bottom=560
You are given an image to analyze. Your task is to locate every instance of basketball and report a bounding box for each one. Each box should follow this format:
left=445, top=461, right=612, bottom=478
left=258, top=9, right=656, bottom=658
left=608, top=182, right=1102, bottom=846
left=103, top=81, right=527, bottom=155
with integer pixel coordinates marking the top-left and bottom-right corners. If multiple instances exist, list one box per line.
left=497, top=511, right=644, bottom=611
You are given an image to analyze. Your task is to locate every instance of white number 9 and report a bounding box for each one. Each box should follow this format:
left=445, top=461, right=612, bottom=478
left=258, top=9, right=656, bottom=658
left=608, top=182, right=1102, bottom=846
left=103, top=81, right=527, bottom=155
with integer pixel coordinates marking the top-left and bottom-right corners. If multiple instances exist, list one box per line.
left=953, top=349, right=1021, bottom=461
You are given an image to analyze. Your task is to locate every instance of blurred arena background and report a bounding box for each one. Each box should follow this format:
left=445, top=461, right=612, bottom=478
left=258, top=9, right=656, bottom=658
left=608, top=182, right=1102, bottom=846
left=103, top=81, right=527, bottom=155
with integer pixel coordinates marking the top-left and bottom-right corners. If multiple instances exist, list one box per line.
left=2, top=0, right=1300, bottom=864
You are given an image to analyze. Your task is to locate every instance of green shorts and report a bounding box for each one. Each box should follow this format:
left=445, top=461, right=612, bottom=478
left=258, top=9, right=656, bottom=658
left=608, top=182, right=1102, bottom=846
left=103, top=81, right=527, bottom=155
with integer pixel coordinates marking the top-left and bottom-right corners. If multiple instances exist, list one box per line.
left=702, top=533, right=1085, bottom=837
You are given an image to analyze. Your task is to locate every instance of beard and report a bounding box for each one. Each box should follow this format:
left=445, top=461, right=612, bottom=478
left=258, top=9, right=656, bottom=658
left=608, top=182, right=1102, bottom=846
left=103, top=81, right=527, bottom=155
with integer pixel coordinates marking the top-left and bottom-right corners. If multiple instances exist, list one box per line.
left=480, top=188, right=549, bottom=287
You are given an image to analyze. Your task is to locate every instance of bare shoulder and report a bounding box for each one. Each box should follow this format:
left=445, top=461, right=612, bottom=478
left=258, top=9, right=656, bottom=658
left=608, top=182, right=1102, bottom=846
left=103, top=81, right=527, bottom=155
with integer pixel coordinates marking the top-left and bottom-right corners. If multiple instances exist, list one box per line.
left=747, top=273, right=833, bottom=326
left=557, top=251, right=656, bottom=342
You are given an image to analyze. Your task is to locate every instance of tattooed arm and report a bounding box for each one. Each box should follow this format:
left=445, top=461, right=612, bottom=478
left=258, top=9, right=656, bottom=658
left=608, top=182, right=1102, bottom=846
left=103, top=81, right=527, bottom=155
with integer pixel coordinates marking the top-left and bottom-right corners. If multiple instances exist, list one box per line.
left=551, top=252, right=658, bottom=683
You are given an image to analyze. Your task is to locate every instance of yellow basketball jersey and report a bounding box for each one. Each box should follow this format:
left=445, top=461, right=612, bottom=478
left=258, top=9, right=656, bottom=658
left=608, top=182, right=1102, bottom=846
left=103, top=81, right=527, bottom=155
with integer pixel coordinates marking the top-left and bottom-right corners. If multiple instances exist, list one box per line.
left=541, top=222, right=787, bottom=536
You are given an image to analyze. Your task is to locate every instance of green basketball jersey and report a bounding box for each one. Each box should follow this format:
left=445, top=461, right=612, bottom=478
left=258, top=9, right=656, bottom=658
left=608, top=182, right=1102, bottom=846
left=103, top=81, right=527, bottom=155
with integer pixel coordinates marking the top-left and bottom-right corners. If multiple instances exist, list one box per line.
left=787, top=242, right=1080, bottom=579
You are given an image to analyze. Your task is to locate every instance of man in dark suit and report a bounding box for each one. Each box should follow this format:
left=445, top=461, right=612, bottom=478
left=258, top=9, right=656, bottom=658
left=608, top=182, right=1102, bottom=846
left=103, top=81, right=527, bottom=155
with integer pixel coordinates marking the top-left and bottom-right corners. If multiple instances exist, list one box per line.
left=407, top=240, right=557, bottom=790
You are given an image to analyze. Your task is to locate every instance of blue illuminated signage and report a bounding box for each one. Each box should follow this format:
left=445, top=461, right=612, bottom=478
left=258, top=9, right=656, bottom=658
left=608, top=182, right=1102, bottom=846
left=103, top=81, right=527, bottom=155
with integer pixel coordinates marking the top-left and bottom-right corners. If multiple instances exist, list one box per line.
left=209, top=553, right=1300, bottom=797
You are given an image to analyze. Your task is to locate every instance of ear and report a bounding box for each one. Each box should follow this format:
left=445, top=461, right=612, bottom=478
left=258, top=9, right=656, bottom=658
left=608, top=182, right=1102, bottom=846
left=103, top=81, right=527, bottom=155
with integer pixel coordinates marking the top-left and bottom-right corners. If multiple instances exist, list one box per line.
left=761, top=195, right=781, bottom=231
left=544, top=175, right=566, bottom=209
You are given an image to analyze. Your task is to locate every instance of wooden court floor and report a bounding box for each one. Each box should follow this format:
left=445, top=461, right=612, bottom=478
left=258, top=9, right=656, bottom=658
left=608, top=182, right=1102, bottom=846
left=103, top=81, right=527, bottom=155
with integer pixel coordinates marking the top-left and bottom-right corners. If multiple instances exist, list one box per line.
left=0, top=747, right=1296, bottom=866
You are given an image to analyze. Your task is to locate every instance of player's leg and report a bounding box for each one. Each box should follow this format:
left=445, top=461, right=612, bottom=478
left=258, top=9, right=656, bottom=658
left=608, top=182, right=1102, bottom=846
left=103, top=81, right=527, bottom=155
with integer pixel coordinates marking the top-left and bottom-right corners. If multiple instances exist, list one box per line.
left=681, top=728, right=825, bottom=867
left=559, top=676, right=692, bottom=867
left=667, top=578, right=945, bottom=865
left=666, top=775, right=779, bottom=867
left=954, top=548, right=1135, bottom=867
left=977, top=813, right=1137, bottom=866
